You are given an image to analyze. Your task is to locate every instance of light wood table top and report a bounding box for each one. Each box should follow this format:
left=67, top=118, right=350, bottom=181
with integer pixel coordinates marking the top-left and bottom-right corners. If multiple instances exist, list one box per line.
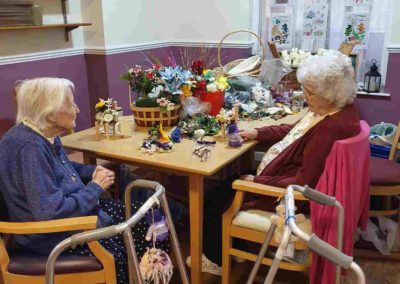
left=62, top=108, right=308, bottom=176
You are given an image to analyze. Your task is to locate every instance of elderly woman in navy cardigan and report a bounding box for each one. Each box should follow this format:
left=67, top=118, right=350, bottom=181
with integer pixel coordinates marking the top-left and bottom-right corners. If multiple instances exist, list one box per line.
left=186, top=51, right=361, bottom=275
left=0, top=78, right=169, bottom=284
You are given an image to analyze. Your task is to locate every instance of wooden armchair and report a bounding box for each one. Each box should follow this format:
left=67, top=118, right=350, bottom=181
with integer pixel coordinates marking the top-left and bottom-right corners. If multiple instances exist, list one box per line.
left=0, top=216, right=116, bottom=284
left=221, top=181, right=311, bottom=284
left=222, top=121, right=370, bottom=283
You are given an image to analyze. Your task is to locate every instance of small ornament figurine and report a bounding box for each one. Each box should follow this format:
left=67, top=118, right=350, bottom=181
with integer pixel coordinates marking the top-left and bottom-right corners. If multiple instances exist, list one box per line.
left=227, top=123, right=243, bottom=147
left=140, top=208, right=173, bottom=284
left=139, top=123, right=173, bottom=154
left=171, top=126, right=182, bottom=143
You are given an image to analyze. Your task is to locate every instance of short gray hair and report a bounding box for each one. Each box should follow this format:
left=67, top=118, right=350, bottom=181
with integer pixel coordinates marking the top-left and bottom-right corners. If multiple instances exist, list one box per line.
left=296, top=50, right=356, bottom=109
left=16, top=77, right=74, bottom=131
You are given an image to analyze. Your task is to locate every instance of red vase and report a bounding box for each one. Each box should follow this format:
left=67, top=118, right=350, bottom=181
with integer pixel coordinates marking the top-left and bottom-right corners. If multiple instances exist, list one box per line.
left=198, top=90, right=225, bottom=116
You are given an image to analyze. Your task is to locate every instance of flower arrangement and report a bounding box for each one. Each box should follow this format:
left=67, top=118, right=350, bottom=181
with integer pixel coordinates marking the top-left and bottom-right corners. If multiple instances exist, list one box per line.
left=281, top=48, right=330, bottom=68
left=95, top=98, right=119, bottom=123
left=121, top=64, right=187, bottom=111
left=187, top=63, right=230, bottom=97
left=121, top=62, right=230, bottom=112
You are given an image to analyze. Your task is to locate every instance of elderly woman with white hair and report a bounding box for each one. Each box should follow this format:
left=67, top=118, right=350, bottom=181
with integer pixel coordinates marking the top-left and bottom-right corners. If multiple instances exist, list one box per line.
left=192, top=51, right=361, bottom=275
left=0, top=77, right=171, bottom=284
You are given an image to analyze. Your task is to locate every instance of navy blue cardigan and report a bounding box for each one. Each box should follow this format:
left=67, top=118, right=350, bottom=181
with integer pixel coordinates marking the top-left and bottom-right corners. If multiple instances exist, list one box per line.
left=0, top=123, right=112, bottom=254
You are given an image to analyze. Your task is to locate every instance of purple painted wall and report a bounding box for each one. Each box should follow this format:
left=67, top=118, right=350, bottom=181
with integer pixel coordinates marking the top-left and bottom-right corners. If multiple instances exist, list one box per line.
left=355, top=53, right=400, bottom=125
left=0, top=55, right=92, bottom=137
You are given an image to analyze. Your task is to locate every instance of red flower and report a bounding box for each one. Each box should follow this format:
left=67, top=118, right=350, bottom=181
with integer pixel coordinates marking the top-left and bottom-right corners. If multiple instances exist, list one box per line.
left=146, top=72, right=155, bottom=79
left=197, top=80, right=207, bottom=91
left=191, top=60, right=204, bottom=76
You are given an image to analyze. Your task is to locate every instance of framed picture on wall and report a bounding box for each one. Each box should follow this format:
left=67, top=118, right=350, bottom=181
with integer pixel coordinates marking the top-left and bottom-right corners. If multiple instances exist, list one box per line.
left=343, top=12, right=370, bottom=49
left=271, top=0, right=292, bottom=7
left=270, top=13, right=293, bottom=49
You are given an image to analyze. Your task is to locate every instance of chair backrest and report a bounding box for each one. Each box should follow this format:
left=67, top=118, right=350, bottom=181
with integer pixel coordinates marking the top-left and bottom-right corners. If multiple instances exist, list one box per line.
left=389, top=121, right=400, bottom=161
left=310, top=120, right=370, bottom=284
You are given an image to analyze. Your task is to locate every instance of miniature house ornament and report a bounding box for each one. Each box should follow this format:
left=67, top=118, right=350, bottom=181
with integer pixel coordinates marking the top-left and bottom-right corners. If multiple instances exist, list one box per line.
left=363, top=59, right=381, bottom=93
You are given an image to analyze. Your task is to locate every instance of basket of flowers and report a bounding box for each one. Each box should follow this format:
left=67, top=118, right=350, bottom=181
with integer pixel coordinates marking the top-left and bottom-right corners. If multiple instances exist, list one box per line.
left=121, top=65, right=191, bottom=127
left=213, top=30, right=266, bottom=79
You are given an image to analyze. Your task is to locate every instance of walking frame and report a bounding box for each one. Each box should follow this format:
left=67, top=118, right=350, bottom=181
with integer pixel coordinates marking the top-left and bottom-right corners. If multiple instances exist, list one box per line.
left=247, top=185, right=366, bottom=284
left=45, top=179, right=190, bottom=284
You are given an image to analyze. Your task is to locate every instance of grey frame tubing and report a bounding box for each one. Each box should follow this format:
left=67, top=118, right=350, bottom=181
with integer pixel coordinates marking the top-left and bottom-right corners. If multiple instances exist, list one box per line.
left=45, top=179, right=189, bottom=284
left=275, top=185, right=365, bottom=284
left=247, top=184, right=344, bottom=284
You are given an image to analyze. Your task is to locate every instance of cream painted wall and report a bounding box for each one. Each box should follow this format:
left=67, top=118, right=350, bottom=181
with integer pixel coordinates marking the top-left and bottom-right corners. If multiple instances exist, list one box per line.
left=158, top=0, right=252, bottom=42
left=101, top=0, right=166, bottom=46
left=80, top=0, right=106, bottom=48
left=101, top=0, right=253, bottom=48
left=0, top=0, right=85, bottom=57
left=390, top=0, right=400, bottom=44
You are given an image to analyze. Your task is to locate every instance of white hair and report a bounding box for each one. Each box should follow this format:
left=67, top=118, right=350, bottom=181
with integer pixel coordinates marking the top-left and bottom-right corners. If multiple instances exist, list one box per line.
left=16, top=77, right=75, bottom=131
left=296, top=50, right=357, bottom=109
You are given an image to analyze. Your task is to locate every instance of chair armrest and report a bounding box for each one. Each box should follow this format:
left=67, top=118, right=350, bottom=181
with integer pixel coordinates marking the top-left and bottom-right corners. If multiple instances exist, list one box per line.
left=232, top=180, right=308, bottom=201
left=0, top=216, right=98, bottom=234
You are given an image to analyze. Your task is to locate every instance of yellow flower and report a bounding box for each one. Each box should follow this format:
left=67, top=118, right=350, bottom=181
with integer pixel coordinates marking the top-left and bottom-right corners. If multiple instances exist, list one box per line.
left=216, top=76, right=229, bottom=90
left=95, top=101, right=105, bottom=108
left=181, top=84, right=192, bottom=97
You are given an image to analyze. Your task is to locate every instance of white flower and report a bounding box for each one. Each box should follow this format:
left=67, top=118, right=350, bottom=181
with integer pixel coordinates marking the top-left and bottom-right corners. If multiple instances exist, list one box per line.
left=206, top=83, right=218, bottom=92
left=167, top=102, right=175, bottom=111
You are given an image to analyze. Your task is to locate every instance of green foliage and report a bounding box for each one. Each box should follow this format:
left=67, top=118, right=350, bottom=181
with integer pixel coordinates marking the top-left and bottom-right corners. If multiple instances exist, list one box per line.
left=135, top=98, right=159, bottom=107
left=345, top=25, right=352, bottom=37
left=178, top=114, right=220, bottom=137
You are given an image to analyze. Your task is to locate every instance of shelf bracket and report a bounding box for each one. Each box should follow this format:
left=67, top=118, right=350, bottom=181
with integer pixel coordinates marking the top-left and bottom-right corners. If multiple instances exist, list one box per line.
left=61, top=0, right=69, bottom=41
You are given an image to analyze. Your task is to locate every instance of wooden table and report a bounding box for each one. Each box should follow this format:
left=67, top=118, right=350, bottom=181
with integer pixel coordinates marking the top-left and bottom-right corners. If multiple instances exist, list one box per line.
left=61, top=109, right=308, bottom=284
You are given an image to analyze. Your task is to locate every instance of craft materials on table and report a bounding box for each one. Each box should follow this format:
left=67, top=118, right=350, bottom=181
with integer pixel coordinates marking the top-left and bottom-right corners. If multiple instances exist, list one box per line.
left=139, top=123, right=173, bottom=154
left=192, top=140, right=216, bottom=162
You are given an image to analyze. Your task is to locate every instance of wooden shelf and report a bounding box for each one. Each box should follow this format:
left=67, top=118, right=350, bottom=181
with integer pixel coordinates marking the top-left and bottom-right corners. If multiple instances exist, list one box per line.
left=0, top=23, right=91, bottom=32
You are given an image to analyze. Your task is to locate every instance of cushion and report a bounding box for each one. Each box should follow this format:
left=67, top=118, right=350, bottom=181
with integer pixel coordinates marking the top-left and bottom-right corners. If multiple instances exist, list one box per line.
left=370, top=157, right=400, bottom=186
left=232, top=209, right=312, bottom=234
left=8, top=253, right=103, bottom=276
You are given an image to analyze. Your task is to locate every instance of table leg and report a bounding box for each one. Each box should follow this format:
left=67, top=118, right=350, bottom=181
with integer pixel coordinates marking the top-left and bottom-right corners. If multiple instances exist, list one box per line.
left=83, top=153, right=97, bottom=165
left=188, top=173, right=204, bottom=284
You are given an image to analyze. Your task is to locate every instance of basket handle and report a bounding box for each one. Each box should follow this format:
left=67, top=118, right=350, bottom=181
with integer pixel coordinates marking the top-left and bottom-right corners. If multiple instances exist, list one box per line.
left=217, top=29, right=266, bottom=70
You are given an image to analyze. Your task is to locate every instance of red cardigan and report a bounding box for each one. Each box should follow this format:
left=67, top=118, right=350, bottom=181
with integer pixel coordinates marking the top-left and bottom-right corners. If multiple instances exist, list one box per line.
left=254, top=104, right=360, bottom=189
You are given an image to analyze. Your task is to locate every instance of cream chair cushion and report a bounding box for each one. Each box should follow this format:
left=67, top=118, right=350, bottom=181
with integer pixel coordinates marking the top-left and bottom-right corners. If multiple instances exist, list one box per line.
left=232, top=209, right=312, bottom=234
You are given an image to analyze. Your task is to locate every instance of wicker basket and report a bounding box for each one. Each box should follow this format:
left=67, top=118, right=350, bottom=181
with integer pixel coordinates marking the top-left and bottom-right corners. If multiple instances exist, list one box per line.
left=213, top=29, right=266, bottom=78
left=130, top=104, right=181, bottom=127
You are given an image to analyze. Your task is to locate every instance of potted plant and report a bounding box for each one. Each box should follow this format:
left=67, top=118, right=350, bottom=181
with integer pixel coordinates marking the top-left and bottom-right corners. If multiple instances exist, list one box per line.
left=121, top=64, right=189, bottom=127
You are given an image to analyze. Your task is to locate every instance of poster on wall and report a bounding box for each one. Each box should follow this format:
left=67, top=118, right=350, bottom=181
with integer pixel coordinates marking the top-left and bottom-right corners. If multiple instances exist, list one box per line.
left=271, top=0, right=292, bottom=7
left=343, top=13, right=370, bottom=49
left=302, top=4, right=329, bottom=40
left=345, top=0, right=373, bottom=6
left=270, top=13, right=293, bottom=48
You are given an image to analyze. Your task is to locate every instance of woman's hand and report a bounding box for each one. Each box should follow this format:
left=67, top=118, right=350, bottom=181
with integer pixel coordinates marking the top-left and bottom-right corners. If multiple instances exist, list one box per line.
left=240, top=174, right=255, bottom=182
left=239, top=129, right=258, bottom=141
left=92, top=166, right=115, bottom=190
